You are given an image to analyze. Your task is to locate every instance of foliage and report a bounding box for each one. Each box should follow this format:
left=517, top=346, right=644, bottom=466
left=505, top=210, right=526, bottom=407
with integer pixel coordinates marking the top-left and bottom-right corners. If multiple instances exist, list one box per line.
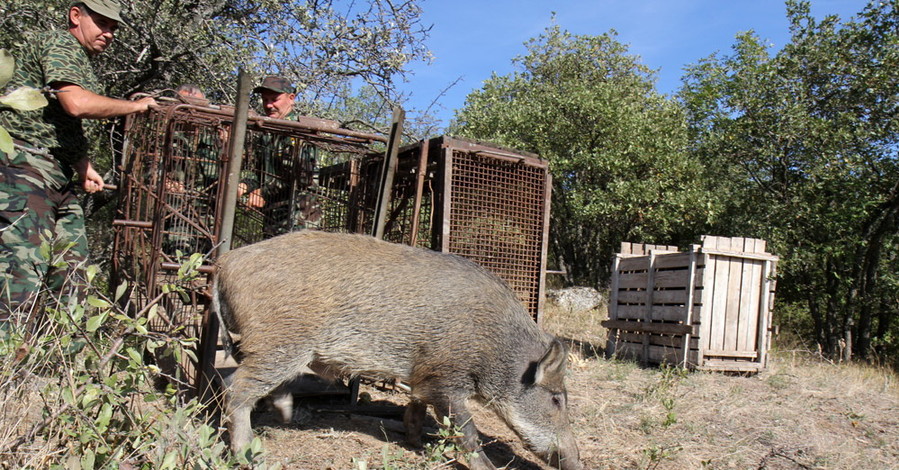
left=0, top=0, right=432, bottom=133
left=679, top=0, right=899, bottom=359
left=0, top=243, right=277, bottom=468
left=451, top=24, right=714, bottom=286
left=0, top=49, right=48, bottom=155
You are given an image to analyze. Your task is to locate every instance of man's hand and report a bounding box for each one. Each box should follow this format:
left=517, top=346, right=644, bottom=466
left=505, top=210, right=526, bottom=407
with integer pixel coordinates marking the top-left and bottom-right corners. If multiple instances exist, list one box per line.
left=237, top=182, right=265, bottom=208
left=133, top=96, right=158, bottom=113
left=73, top=158, right=104, bottom=193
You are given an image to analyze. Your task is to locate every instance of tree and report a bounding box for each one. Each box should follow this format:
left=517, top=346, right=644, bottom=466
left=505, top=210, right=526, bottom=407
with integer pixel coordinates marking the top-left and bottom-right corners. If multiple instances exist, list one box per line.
left=451, top=25, right=714, bottom=287
left=0, top=0, right=432, bottom=128
left=680, top=0, right=899, bottom=359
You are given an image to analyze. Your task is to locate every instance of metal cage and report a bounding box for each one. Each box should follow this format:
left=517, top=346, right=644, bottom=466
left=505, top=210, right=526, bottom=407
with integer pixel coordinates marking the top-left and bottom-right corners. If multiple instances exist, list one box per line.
left=320, top=136, right=553, bottom=320
left=112, top=104, right=551, bottom=394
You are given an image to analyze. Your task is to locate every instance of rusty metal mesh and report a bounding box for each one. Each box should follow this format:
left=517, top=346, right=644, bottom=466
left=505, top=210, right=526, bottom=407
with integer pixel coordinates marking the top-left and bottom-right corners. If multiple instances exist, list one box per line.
left=445, top=149, right=549, bottom=317
left=113, top=102, right=381, bottom=391
left=114, top=112, right=550, bottom=392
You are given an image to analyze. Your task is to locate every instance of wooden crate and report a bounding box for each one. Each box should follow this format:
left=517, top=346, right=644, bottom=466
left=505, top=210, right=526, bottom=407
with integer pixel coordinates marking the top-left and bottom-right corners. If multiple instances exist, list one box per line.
left=602, top=236, right=778, bottom=372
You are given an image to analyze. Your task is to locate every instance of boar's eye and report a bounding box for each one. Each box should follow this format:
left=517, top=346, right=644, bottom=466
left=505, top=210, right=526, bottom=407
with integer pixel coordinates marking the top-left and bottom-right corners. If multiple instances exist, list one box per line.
left=551, top=393, right=563, bottom=408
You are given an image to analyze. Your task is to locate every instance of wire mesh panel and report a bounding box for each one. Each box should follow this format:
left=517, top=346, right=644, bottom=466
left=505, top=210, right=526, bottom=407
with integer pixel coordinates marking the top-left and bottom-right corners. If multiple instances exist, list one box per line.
left=442, top=143, right=551, bottom=319
left=114, top=102, right=231, bottom=390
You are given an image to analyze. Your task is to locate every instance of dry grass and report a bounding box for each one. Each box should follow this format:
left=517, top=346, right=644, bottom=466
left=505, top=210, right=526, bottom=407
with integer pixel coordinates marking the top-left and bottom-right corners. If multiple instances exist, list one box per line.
left=4, top=297, right=897, bottom=469
left=255, top=300, right=899, bottom=470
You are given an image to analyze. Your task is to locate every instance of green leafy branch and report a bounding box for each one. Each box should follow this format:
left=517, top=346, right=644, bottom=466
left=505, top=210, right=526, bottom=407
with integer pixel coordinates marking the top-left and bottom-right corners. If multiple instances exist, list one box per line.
left=0, top=48, right=49, bottom=155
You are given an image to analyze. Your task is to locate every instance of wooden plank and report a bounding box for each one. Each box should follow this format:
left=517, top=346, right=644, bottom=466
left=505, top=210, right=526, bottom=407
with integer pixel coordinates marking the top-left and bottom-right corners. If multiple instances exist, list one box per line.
left=740, top=259, right=762, bottom=353
left=646, top=344, right=690, bottom=365
left=618, top=256, right=651, bottom=273
left=620, top=332, right=700, bottom=349
left=724, top=253, right=744, bottom=352
left=701, top=248, right=779, bottom=262
left=616, top=342, right=702, bottom=367
left=682, top=247, right=698, bottom=366
left=703, top=349, right=758, bottom=359
left=698, top=360, right=764, bottom=372
left=690, top=302, right=703, bottom=326
left=757, top=259, right=774, bottom=368
left=643, top=252, right=657, bottom=364
left=709, top=254, right=730, bottom=353
left=650, top=289, right=689, bottom=305
left=616, top=271, right=649, bottom=289
left=652, top=269, right=692, bottom=288
left=648, top=305, right=692, bottom=322
left=606, top=255, right=622, bottom=357
left=614, top=304, right=647, bottom=320
left=619, top=303, right=703, bottom=323
left=601, top=319, right=694, bottom=335
left=617, top=290, right=650, bottom=304
left=653, top=252, right=694, bottom=269
left=694, top=264, right=706, bottom=288
left=697, top=252, right=715, bottom=366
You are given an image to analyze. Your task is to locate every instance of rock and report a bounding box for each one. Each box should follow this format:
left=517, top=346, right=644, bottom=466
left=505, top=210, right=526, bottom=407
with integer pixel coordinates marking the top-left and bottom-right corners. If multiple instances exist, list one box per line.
left=547, top=287, right=604, bottom=313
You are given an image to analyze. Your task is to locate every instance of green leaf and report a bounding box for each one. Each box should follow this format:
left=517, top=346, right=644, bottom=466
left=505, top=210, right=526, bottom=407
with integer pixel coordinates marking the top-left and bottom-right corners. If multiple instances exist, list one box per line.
left=80, top=450, right=95, bottom=470
left=160, top=450, right=178, bottom=469
left=0, top=49, right=12, bottom=88
left=85, top=264, right=100, bottom=284
left=0, top=126, right=13, bottom=155
left=114, top=281, right=128, bottom=302
left=126, top=347, right=143, bottom=365
left=87, top=296, right=110, bottom=309
left=86, top=314, right=104, bottom=332
left=0, top=86, right=48, bottom=111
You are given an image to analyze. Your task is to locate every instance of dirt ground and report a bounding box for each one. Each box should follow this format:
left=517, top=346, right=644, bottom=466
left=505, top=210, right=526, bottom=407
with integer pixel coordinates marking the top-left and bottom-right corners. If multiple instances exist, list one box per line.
left=251, top=304, right=899, bottom=470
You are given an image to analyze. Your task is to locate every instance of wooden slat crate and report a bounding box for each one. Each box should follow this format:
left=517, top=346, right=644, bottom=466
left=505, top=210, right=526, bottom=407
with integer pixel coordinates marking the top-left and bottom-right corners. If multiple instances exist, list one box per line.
left=602, top=236, right=778, bottom=372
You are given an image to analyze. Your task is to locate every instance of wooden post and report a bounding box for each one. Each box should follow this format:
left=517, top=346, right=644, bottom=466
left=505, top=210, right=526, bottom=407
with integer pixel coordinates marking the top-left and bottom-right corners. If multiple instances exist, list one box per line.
left=408, top=139, right=429, bottom=247
left=198, top=69, right=251, bottom=402
left=642, top=251, right=657, bottom=366
left=372, top=107, right=404, bottom=239
left=757, top=259, right=773, bottom=368
left=606, top=255, right=622, bottom=358
left=682, top=246, right=699, bottom=367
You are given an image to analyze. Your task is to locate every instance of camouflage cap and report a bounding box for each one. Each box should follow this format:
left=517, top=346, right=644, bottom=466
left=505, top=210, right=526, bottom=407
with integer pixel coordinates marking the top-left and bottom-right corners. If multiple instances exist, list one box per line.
left=253, top=76, right=296, bottom=94
left=74, top=0, right=124, bottom=23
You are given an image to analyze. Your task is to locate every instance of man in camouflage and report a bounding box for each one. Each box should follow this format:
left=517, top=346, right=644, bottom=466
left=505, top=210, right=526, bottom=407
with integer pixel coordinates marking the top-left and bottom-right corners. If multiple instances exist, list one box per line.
left=163, top=84, right=221, bottom=256
left=238, top=76, right=321, bottom=238
left=0, top=0, right=156, bottom=318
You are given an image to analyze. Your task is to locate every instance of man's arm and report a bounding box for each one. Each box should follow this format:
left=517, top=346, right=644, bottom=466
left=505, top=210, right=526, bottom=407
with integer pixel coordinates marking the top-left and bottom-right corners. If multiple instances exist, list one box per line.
left=54, top=82, right=156, bottom=119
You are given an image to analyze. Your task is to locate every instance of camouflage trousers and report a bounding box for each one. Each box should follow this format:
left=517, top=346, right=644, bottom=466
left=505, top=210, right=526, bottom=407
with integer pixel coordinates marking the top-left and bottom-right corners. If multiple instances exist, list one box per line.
left=0, top=164, right=89, bottom=320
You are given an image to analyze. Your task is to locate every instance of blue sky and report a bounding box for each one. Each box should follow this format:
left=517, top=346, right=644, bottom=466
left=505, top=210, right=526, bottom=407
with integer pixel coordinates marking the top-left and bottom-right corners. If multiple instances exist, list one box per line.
left=400, top=0, right=870, bottom=130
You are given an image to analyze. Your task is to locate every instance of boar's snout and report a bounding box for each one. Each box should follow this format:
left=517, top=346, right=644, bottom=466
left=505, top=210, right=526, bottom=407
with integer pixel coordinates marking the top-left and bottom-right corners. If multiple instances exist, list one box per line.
left=545, top=446, right=584, bottom=470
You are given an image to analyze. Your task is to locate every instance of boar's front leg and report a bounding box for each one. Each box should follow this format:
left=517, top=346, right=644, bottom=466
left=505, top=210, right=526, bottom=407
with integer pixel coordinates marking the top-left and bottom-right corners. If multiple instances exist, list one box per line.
left=430, top=396, right=497, bottom=470
left=403, top=398, right=428, bottom=447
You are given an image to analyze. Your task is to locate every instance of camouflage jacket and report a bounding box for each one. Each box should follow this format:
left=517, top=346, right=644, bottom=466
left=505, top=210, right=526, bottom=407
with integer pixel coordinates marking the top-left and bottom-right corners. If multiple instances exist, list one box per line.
left=240, top=110, right=318, bottom=202
left=0, top=30, right=100, bottom=188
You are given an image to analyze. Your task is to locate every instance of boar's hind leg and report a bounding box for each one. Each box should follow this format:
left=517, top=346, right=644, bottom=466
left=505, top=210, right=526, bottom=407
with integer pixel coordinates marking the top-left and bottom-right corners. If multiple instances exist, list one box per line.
left=227, top=353, right=302, bottom=453
left=430, top=396, right=497, bottom=470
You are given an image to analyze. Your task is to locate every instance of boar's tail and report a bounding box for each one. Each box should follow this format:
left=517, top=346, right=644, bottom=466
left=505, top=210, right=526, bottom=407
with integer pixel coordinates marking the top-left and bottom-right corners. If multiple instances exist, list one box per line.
left=210, top=274, right=236, bottom=357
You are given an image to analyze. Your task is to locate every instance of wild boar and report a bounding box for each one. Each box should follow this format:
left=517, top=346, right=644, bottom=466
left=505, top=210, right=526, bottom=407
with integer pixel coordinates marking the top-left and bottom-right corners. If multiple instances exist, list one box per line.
left=212, top=230, right=583, bottom=470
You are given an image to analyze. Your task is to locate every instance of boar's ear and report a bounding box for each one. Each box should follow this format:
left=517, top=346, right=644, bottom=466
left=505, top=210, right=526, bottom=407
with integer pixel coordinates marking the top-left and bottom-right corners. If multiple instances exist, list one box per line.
left=535, top=339, right=568, bottom=388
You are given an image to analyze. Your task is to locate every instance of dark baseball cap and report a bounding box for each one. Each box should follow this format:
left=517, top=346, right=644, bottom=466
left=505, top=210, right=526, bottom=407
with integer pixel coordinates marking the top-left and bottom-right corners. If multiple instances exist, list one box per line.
left=253, top=76, right=296, bottom=94
left=73, top=0, right=124, bottom=23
